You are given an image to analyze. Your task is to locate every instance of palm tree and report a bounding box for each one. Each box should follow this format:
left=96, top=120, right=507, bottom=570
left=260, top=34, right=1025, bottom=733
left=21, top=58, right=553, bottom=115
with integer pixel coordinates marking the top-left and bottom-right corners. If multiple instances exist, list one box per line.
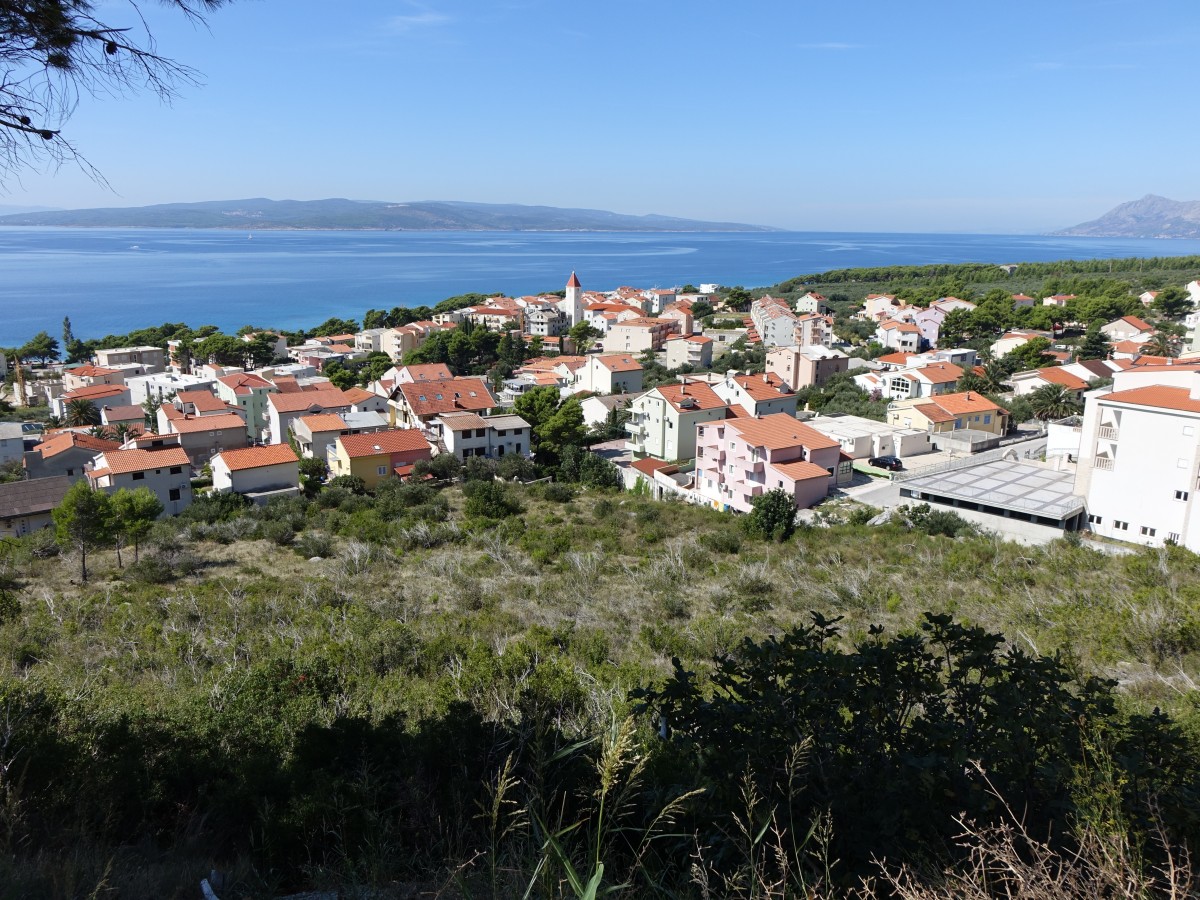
left=64, top=398, right=101, bottom=427
left=87, top=424, right=115, bottom=441
left=1142, top=332, right=1180, bottom=359
left=1028, top=383, right=1082, bottom=426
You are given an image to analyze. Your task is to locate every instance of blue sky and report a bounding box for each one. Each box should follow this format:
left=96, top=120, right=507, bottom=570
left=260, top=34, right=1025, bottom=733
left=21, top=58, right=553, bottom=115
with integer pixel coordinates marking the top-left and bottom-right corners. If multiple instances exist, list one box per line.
left=5, top=0, right=1198, bottom=232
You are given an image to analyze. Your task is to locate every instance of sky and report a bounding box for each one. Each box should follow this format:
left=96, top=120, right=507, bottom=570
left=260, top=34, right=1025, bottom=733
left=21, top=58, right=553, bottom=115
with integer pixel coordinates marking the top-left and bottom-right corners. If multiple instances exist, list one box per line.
left=3, top=0, right=1199, bottom=232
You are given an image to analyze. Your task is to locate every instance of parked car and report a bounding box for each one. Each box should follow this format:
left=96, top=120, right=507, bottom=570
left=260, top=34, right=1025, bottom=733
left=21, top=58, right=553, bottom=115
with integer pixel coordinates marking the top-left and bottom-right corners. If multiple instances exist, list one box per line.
left=868, top=455, right=903, bottom=471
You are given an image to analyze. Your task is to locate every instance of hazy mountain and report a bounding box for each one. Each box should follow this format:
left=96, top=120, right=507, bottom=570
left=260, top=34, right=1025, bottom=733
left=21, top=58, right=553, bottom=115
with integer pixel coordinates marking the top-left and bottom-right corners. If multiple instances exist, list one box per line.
left=0, top=204, right=60, bottom=216
left=0, top=198, right=775, bottom=232
left=1055, top=194, right=1200, bottom=238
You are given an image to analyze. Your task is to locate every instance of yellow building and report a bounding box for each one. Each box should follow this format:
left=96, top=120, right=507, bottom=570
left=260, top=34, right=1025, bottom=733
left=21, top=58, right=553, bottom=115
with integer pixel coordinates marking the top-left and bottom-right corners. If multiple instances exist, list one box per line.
left=887, top=391, right=1008, bottom=435
left=327, top=429, right=433, bottom=490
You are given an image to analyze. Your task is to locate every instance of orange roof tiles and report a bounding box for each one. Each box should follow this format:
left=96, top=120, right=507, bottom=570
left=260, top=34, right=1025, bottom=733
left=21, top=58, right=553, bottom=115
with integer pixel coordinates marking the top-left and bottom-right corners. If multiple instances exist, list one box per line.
left=35, top=431, right=119, bottom=458
left=876, top=352, right=914, bottom=366
left=438, top=413, right=488, bottom=431
left=592, top=354, right=642, bottom=372
left=176, top=390, right=227, bottom=412
left=61, top=384, right=129, bottom=401
left=631, top=457, right=678, bottom=477
left=1119, top=315, right=1153, bottom=332
left=216, top=444, right=298, bottom=471
left=338, top=429, right=431, bottom=458
left=1035, top=367, right=1088, bottom=390
left=217, top=372, right=274, bottom=394
left=168, top=412, right=247, bottom=434
left=1104, top=385, right=1200, bottom=414
left=731, top=372, right=795, bottom=402
left=342, top=386, right=376, bottom=404
left=927, top=391, right=1007, bottom=417
left=729, top=413, right=840, bottom=452
left=774, top=460, right=833, bottom=481
left=397, top=377, right=495, bottom=418
left=400, top=363, right=453, bottom=382
left=95, top=446, right=190, bottom=475
left=656, top=381, right=726, bottom=412
left=297, top=413, right=348, bottom=433
left=66, top=365, right=120, bottom=378
left=272, top=375, right=303, bottom=393
left=267, top=388, right=351, bottom=414
left=914, top=403, right=956, bottom=424
left=912, top=362, right=963, bottom=385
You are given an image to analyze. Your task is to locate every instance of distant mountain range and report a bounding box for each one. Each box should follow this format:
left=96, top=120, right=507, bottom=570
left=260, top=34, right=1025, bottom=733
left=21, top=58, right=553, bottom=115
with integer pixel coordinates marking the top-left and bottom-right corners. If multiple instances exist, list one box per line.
left=1055, top=195, right=1200, bottom=239
left=0, top=198, right=774, bottom=232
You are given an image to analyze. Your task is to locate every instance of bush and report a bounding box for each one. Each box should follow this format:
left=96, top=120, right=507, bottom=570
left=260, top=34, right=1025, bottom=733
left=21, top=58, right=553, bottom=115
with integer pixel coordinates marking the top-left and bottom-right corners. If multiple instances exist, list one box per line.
left=699, top=529, right=742, bottom=554
left=329, top=474, right=367, bottom=495
left=180, top=491, right=251, bottom=524
left=902, top=503, right=979, bottom=538
left=125, top=555, right=173, bottom=584
left=745, top=487, right=797, bottom=541
left=463, top=480, right=522, bottom=519
left=258, top=520, right=295, bottom=546
left=497, top=453, right=538, bottom=482
left=294, top=531, right=334, bottom=558
left=462, top=456, right=498, bottom=482
left=542, top=483, right=576, bottom=503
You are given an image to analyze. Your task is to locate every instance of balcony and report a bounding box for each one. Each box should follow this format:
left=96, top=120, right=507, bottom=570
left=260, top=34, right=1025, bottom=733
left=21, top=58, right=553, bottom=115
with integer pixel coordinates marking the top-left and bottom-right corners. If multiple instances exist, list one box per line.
left=1098, top=425, right=1120, bottom=441
left=1094, top=456, right=1114, bottom=471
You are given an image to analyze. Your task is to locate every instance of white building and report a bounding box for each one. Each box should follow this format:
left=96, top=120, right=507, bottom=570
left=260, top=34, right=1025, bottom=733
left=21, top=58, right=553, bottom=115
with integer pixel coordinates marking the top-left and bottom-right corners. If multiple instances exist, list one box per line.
left=1074, top=366, right=1200, bottom=551
left=211, top=444, right=301, bottom=502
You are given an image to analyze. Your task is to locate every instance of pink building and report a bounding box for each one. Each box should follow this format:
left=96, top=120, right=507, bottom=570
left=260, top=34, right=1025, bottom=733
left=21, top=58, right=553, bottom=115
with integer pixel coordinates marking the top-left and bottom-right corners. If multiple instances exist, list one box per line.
left=694, top=413, right=845, bottom=513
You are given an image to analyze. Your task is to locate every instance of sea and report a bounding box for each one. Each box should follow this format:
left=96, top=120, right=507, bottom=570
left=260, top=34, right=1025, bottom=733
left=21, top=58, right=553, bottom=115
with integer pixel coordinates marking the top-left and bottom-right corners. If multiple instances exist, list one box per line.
left=4, top=227, right=1200, bottom=346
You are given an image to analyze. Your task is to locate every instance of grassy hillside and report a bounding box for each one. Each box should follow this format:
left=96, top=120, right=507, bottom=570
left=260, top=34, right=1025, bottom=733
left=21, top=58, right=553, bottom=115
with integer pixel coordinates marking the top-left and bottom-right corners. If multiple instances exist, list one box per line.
left=3, top=480, right=1200, bottom=896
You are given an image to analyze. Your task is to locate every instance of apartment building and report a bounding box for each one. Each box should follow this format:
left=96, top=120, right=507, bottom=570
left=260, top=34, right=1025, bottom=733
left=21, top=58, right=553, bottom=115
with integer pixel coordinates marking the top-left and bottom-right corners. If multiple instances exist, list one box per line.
left=694, top=413, right=846, bottom=513
left=1074, top=368, right=1200, bottom=550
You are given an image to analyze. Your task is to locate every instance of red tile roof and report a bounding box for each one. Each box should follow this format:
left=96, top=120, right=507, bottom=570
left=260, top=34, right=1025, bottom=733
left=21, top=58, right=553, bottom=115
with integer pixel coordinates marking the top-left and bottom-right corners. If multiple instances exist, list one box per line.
left=34, top=431, right=120, bottom=459
left=927, top=391, right=1007, bottom=417
left=338, top=429, right=431, bottom=458
left=397, top=378, right=495, bottom=418
left=729, top=413, right=840, bottom=452
left=217, top=372, right=274, bottom=395
left=61, top=384, right=129, bottom=401
left=297, top=413, right=348, bottom=433
left=1104, top=385, right=1200, bottom=414
left=168, top=412, right=247, bottom=434
left=774, top=459, right=833, bottom=481
left=267, top=388, right=351, bottom=414
left=631, top=457, right=678, bottom=477
left=1035, top=367, right=1088, bottom=390
left=400, top=363, right=453, bottom=382
left=592, top=354, right=642, bottom=372
left=656, top=381, right=726, bottom=413
left=66, top=365, right=120, bottom=378
left=913, top=403, right=956, bottom=424
left=216, top=444, right=299, bottom=472
left=175, top=390, right=227, bottom=412
left=95, top=446, right=190, bottom=475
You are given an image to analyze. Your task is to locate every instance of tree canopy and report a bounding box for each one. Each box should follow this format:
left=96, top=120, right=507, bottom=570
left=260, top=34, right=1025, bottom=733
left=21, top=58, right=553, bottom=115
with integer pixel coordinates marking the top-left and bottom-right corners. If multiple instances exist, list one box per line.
left=0, top=0, right=230, bottom=181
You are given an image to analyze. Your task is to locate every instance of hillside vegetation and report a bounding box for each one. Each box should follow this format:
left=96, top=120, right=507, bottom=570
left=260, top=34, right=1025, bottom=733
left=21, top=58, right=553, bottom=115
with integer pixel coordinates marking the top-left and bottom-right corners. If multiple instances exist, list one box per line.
left=3, top=478, right=1200, bottom=897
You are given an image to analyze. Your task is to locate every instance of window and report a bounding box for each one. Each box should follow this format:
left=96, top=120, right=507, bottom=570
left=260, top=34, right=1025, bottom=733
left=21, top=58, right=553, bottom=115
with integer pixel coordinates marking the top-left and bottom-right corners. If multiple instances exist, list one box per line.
left=170, top=466, right=182, bottom=475
left=1088, top=514, right=1102, bottom=525
left=169, top=488, right=181, bottom=502
left=377, top=465, right=387, bottom=475
left=1176, top=490, right=1189, bottom=501
left=983, top=414, right=992, bottom=425
left=1114, top=520, right=1129, bottom=531
left=1169, top=532, right=1182, bottom=543
left=1141, top=526, right=1157, bottom=537
left=132, top=471, right=145, bottom=480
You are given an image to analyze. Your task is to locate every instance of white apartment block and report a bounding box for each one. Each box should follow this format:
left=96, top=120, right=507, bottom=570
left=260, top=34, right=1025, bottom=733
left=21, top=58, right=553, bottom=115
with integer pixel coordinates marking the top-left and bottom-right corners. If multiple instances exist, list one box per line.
left=1075, top=367, right=1200, bottom=551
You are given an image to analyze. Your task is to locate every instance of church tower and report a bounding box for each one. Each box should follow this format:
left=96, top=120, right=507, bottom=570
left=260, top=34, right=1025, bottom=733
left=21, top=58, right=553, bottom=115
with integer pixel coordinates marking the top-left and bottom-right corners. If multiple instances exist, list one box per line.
left=561, top=271, right=584, bottom=327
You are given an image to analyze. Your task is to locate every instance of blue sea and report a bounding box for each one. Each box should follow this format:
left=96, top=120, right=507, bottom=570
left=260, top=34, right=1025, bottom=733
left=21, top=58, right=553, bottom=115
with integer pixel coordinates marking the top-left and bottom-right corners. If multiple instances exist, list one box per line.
left=4, top=227, right=1200, bottom=346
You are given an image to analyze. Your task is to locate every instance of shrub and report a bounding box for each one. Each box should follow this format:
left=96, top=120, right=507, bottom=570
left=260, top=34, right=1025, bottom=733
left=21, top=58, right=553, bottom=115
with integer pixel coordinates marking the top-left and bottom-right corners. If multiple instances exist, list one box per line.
left=463, top=480, right=521, bottom=519
left=294, top=531, right=334, bottom=558
left=180, top=491, right=251, bottom=524
left=497, top=453, right=537, bottom=482
left=329, top=474, right=367, bottom=495
left=542, top=482, right=576, bottom=503
left=699, top=528, right=742, bottom=554
left=125, top=555, right=173, bottom=584
left=902, top=503, right=979, bottom=538
left=745, top=487, right=797, bottom=541
left=258, top=520, right=295, bottom=546
left=462, top=456, right=498, bottom=482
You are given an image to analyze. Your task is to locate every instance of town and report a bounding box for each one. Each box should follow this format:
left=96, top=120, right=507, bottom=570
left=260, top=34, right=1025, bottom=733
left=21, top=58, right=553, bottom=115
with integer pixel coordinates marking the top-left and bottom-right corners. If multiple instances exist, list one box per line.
left=4, top=267, right=1200, bottom=554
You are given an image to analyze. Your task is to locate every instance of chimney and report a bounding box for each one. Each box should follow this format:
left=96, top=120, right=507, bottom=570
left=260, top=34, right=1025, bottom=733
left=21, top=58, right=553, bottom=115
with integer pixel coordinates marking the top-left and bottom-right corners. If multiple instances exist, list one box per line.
left=966, top=391, right=972, bottom=400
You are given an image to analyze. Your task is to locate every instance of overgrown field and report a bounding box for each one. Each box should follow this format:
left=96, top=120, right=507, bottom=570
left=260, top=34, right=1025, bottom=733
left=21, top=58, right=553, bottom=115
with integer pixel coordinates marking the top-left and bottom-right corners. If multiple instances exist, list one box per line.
left=5, top=480, right=1200, bottom=897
